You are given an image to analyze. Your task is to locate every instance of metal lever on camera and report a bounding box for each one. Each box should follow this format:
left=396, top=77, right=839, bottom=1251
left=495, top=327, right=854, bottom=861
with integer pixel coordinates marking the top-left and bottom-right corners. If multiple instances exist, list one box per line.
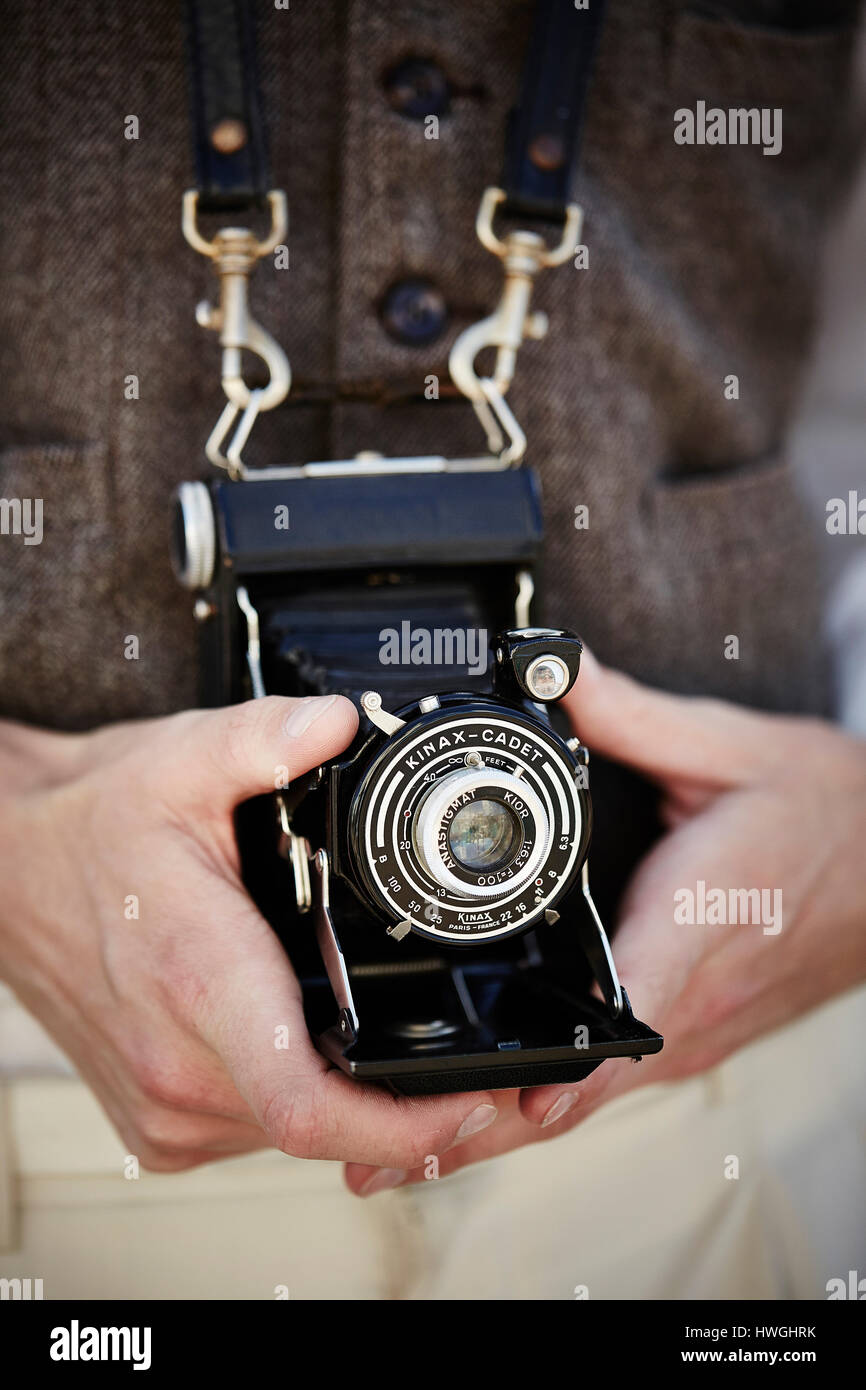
left=182, top=189, right=291, bottom=479
left=448, top=186, right=582, bottom=466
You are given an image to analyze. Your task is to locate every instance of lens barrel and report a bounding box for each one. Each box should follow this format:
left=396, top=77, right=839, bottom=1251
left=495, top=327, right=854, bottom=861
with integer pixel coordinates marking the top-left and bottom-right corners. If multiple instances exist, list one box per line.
left=348, top=696, right=590, bottom=945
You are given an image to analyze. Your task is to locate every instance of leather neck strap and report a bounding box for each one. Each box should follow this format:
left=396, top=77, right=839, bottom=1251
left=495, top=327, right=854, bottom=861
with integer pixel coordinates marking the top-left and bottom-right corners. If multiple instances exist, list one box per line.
left=184, top=0, right=606, bottom=222
left=501, top=0, right=607, bottom=223
left=184, top=0, right=270, bottom=214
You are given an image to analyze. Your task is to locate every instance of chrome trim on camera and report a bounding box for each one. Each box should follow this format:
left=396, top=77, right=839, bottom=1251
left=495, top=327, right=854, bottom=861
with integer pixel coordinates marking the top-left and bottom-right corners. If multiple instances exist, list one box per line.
left=514, top=570, right=534, bottom=628
left=360, top=690, right=406, bottom=736
left=311, top=849, right=360, bottom=1035
left=579, top=859, right=623, bottom=1019
left=238, top=453, right=509, bottom=483
left=289, top=830, right=313, bottom=915
left=386, top=918, right=412, bottom=942
left=172, top=481, right=216, bottom=590
left=236, top=586, right=266, bottom=699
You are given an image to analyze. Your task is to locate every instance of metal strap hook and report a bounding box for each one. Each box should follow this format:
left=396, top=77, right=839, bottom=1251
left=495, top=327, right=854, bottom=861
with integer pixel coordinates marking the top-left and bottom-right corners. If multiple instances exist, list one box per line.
left=182, top=189, right=291, bottom=478
left=449, top=187, right=582, bottom=465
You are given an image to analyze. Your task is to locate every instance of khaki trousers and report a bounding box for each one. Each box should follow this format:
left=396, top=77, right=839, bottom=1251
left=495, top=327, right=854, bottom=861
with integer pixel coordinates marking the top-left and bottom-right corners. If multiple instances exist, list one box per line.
left=1, top=990, right=864, bottom=1301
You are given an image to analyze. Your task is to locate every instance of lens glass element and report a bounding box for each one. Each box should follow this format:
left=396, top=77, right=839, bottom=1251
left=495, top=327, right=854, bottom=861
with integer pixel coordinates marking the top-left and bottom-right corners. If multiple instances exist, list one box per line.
left=525, top=655, right=569, bottom=700
left=447, top=798, right=523, bottom=873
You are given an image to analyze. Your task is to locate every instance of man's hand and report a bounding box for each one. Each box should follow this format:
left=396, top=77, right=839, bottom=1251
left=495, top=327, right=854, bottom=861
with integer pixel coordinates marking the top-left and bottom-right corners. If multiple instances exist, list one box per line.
left=0, top=697, right=497, bottom=1178
left=345, top=649, right=866, bottom=1194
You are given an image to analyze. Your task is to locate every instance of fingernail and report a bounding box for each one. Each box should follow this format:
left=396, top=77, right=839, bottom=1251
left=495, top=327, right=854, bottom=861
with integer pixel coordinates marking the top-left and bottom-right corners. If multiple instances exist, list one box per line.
left=455, top=1103, right=498, bottom=1143
left=283, top=694, right=338, bottom=739
left=541, top=1091, right=579, bottom=1127
left=359, top=1167, right=406, bottom=1197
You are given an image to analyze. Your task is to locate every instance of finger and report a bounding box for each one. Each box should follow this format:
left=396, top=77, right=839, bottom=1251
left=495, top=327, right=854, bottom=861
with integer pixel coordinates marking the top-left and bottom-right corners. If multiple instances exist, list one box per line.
left=516, top=1060, right=619, bottom=1127
left=345, top=1090, right=521, bottom=1193
left=345, top=1090, right=588, bottom=1194
left=268, top=1069, right=500, bottom=1169
left=195, top=891, right=501, bottom=1167
left=129, top=1109, right=273, bottom=1159
left=72, top=1049, right=272, bottom=1172
left=564, top=645, right=803, bottom=788
left=368, top=1046, right=650, bottom=1188
left=153, top=694, right=359, bottom=813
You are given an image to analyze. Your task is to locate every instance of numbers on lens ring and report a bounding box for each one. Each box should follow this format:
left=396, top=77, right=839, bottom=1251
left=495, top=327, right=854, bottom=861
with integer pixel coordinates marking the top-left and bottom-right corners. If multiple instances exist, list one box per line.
left=399, top=840, right=411, bottom=851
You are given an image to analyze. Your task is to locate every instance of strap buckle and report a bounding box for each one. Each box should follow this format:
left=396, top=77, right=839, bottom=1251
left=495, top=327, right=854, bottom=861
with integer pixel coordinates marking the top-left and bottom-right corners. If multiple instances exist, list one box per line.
left=182, top=189, right=291, bottom=478
left=449, top=186, right=582, bottom=465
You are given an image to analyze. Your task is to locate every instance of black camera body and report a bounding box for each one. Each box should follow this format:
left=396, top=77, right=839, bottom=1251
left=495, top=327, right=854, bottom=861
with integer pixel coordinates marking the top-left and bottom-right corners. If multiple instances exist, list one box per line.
left=172, top=457, right=662, bottom=1094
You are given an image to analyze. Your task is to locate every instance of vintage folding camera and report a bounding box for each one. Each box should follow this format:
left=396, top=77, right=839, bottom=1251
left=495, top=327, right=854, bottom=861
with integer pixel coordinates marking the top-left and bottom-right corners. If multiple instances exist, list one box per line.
left=171, top=457, right=662, bottom=1094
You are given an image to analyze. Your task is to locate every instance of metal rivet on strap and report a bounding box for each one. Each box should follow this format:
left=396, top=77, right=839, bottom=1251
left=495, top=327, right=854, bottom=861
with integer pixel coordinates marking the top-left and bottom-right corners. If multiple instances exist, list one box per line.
left=528, top=132, right=566, bottom=171
left=210, top=118, right=248, bottom=155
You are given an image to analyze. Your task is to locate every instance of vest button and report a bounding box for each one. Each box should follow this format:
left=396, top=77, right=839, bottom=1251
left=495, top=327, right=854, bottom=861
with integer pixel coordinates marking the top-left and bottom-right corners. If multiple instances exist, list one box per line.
left=383, top=57, right=451, bottom=120
left=380, top=277, right=448, bottom=346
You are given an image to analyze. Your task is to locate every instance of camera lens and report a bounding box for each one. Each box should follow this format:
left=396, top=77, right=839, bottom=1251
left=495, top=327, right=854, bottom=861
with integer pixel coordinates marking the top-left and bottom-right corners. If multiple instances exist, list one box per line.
left=351, top=707, right=588, bottom=935
left=447, top=798, right=523, bottom=872
left=408, top=765, right=549, bottom=899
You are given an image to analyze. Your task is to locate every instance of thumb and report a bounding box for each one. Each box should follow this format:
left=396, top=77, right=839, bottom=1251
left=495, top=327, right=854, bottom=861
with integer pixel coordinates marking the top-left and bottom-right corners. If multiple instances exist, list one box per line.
left=157, top=694, right=359, bottom=812
left=563, top=646, right=800, bottom=789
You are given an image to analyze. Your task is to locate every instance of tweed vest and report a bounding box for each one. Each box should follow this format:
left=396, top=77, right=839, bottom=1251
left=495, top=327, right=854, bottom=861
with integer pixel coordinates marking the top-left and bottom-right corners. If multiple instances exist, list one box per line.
left=0, top=0, right=858, bottom=738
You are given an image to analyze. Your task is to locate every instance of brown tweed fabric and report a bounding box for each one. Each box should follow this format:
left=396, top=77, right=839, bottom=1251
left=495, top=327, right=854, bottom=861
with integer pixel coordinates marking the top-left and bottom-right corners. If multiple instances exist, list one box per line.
left=0, top=0, right=860, bottom=732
